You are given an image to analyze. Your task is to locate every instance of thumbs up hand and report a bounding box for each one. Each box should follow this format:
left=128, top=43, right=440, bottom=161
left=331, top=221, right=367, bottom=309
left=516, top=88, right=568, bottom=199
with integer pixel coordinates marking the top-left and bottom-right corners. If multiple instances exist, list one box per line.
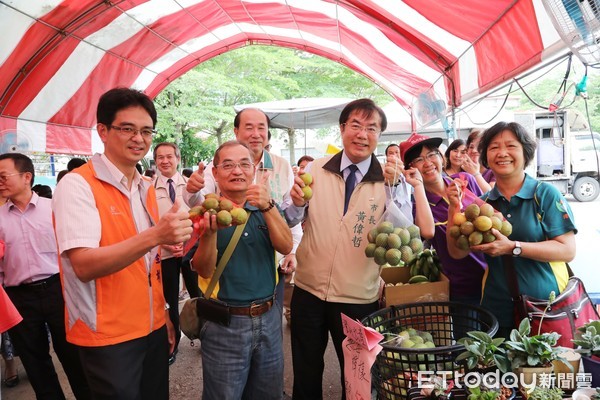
left=247, top=171, right=272, bottom=210
left=156, top=200, right=193, bottom=245
left=186, top=162, right=205, bottom=193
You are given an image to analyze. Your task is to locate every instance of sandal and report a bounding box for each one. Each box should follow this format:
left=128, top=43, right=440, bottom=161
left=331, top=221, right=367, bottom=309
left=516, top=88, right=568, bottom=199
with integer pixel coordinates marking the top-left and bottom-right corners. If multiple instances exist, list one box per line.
left=3, top=372, right=19, bottom=388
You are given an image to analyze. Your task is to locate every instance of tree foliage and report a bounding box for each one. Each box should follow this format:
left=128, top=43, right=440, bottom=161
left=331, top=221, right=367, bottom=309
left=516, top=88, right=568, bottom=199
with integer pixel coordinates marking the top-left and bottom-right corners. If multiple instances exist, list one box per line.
left=154, top=45, right=391, bottom=166
left=516, top=62, right=600, bottom=131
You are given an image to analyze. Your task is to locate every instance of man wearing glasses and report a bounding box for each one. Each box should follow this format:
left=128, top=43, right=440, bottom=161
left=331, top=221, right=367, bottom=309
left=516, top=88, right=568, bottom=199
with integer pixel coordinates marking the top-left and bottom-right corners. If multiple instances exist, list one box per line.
left=190, top=140, right=292, bottom=399
left=285, top=99, right=434, bottom=399
left=0, top=153, right=90, bottom=399
left=52, top=87, right=193, bottom=399
left=185, top=108, right=302, bottom=325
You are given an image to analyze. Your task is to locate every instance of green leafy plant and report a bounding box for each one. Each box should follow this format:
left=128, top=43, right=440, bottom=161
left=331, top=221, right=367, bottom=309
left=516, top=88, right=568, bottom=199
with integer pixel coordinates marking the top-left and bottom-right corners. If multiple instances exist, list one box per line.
left=572, top=320, right=600, bottom=357
left=504, top=319, right=564, bottom=369
left=456, top=331, right=511, bottom=373
left=467, top=386, right=499, bottom=400
left=525, top=387, right=563, bottom=400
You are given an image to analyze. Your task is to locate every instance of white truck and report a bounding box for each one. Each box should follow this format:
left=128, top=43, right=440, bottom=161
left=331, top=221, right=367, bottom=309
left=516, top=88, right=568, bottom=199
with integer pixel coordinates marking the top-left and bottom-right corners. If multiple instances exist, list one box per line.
left=514, top=109, right=600, bottom=202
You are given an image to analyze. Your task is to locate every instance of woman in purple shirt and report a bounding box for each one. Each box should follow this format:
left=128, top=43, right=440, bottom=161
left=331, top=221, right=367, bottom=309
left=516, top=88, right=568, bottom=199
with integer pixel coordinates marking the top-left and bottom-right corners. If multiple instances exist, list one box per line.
left=400, top=133, right=487, bottom=306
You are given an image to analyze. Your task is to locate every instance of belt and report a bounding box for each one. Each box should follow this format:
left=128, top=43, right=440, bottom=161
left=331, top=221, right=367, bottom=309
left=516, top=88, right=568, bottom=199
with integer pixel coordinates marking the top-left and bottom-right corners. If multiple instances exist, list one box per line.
left=229, top=299, right=274, bottom=317
left=12, top=273, right=60, bottom=290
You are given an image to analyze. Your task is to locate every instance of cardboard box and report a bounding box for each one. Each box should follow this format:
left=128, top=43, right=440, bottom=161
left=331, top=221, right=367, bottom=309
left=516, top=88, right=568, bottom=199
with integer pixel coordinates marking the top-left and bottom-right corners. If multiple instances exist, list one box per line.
left=380, top=267, right=449, bottom=307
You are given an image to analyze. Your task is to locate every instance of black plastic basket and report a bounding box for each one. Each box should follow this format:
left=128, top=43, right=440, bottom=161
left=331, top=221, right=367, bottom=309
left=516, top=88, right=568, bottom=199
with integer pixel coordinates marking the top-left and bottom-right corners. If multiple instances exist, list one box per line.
left=361, top=301, right=498, bottom=400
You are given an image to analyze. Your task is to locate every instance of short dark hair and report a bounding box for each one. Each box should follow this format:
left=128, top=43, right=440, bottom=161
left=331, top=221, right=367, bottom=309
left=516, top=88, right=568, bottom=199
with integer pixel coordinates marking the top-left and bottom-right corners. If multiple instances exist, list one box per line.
left=182, top=168, right=193, bottom=178
left=385, top=144, right=399, bottom=157
left=297, top=155, right=314, bottom=166
left=153, top=142, right=180, bottom=160
left=466, top=129, right=484, bottom=148
left=0, top=153, right=35, bottom=187
left=96, top=87, right=157, bottom=128
left=213, top=140, right=252, bottom=166
left=32, top=184, right=53, bottom=199
left=56, top=170, right=68, bottom=183
left=67, top=158, right=86, bottom=171
left=479, top=122, right=536, bottom=169
left=233, top=108, right=270, bottom=129
left=339, top=98, right=387, bottom=133
left=444, top=139, right=465, bottom=169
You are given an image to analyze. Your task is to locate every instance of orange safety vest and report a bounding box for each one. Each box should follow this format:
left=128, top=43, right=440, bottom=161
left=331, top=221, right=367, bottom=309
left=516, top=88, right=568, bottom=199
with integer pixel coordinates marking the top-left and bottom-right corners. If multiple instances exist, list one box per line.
left=61, top=161, right=166, bottom=346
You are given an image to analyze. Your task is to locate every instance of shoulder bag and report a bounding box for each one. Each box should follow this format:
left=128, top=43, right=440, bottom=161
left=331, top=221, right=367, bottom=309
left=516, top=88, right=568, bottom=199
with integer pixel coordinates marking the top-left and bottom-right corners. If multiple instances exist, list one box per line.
left=180, top=213, right=251, bottom=340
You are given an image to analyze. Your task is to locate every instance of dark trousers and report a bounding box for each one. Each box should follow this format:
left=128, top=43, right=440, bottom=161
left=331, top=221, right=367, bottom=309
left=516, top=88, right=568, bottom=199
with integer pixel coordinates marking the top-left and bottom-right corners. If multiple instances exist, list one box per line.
left=78, top=325, right=169, bottom=400
left=290, top=286, right=379, bottom=400
left=161, top=257, right=182, bottom=353
left=6, top=275, right=90, bottom=400
left=180, top=257, right=201, bottom=299
left=181, top=247, right=201, bottom=300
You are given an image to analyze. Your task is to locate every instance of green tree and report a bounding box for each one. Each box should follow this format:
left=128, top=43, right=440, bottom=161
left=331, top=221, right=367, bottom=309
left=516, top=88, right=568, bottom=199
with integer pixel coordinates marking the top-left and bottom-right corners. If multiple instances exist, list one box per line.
left=155, top=45, right=392, bottom=165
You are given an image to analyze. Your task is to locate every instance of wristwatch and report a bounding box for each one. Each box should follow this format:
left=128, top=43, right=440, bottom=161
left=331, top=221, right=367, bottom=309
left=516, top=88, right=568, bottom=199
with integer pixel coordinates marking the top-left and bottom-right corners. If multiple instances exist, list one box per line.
left=512, top=241, right=522, bottom=257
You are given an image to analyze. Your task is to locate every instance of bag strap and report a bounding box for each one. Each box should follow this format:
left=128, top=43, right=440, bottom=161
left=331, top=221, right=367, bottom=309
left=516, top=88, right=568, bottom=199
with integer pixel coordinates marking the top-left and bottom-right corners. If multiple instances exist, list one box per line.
left=204, top=212, right=252, bottom=298
left=502, top=182, right=574, bottom=301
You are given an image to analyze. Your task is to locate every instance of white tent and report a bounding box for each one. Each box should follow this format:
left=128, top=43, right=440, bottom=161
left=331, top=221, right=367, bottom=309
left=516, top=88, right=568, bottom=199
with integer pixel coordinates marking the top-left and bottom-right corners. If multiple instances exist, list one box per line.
left=233, top=98, right=353, bottom=130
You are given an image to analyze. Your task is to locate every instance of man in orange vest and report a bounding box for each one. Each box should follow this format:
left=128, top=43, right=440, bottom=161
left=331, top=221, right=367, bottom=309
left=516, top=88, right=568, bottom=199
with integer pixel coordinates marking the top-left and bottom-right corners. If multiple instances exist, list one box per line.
left=52, top=88, right=193, bottom=399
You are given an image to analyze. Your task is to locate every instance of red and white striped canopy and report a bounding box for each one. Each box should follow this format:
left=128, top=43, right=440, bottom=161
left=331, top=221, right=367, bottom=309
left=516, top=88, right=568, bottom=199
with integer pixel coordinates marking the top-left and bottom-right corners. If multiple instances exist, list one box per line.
left=0, top=0, right=566, bottom=154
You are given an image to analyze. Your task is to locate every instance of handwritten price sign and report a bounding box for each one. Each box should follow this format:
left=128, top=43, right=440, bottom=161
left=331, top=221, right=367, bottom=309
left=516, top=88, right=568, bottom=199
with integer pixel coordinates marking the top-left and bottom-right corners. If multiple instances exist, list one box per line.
left=341, top=313, right=384, bottom=399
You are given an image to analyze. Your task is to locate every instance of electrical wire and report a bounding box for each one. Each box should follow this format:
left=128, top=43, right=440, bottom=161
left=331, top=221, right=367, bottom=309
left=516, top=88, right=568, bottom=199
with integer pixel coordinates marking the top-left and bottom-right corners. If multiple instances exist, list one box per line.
left=581, top=65, right=600, bottom=185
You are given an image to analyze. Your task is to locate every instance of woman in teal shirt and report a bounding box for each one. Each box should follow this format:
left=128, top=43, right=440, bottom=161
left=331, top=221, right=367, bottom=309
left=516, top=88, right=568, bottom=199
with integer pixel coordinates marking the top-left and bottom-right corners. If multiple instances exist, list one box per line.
left=446, top=121, right=577, bottom=336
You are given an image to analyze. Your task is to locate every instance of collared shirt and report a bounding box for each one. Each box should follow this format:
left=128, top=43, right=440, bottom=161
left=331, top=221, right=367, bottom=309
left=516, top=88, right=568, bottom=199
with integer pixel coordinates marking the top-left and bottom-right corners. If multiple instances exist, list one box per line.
left=286, top=151, right=414, bottom=225
left=339, top=152, right=372, bottom=186
left=416, top=176, right=486, bottom=299
left=0, top=192, right=59, bottom=287
left=481, top=174, right=576, bottom=328
left=53, top=154, right=152, bottom=269
left=184, top=150, right=302, bottom=255
left=200, top=203, right=277, bottom=305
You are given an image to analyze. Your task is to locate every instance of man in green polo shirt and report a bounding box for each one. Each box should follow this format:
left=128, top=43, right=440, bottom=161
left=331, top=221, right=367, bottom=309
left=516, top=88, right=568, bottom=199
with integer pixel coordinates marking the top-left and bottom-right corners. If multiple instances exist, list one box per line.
left=190, top=140, right=292, bottom=400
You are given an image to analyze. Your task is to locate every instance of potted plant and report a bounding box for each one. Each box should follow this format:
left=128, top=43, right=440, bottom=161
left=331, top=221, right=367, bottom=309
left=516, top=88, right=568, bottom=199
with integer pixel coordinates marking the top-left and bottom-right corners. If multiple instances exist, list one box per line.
left=572, top=320, right=600, bottom=387
left=525, top=387, right=564, bottom=400
left=572, top=387, right=600, bottom=400
left=456, top=331, right=511, bottom=373
left=463, top=372, right=515, bottom=400
left=504, top=318, right=567, bottom=386
left=420, top=375, right=455, bottom=400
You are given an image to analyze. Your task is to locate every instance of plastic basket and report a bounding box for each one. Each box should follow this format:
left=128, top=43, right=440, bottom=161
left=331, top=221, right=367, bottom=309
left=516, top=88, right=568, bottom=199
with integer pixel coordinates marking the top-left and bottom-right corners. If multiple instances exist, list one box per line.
left=361, top=302, right=498, bottom=400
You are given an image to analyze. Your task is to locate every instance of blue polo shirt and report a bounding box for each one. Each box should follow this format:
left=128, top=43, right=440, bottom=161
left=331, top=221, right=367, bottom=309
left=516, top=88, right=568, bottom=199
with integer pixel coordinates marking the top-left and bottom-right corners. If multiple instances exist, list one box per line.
left=480, top=174, right=577, bottom=328
left=414, top=175, right=487, bottom=299
left=201, top=203, right=277, bottom=306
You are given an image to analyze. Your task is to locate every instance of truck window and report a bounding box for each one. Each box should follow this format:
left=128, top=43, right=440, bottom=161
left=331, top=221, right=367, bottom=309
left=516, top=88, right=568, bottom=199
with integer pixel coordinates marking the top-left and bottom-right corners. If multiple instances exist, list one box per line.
left=574, top=133, right=600, bottom=152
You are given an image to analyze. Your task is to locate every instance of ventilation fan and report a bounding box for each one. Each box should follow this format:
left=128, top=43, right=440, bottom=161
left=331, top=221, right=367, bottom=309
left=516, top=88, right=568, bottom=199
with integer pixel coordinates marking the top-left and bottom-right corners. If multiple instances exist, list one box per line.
left=412, top=90, right=446, bottom=126
left=542, top=0, right=600, bottom=65
left=412, top=89, right=452, bottom=135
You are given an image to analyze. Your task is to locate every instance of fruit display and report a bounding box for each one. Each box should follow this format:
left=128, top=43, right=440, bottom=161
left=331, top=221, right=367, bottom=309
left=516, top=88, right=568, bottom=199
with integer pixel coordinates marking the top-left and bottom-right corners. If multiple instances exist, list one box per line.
left=299, top=172, right=313, bottom=201
left=449, top=203, right=513, bottom=251
left=188, top=193, right=248, bottom=233
left=405, top=249, right=441, bottom=283
left=365, top=221, right=423, bottom=266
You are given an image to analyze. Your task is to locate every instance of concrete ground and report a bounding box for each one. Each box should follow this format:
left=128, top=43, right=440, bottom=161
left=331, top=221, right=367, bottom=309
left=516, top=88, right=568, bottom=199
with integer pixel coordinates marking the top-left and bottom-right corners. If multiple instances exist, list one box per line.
left=0, top=308, right=343, bottom=399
